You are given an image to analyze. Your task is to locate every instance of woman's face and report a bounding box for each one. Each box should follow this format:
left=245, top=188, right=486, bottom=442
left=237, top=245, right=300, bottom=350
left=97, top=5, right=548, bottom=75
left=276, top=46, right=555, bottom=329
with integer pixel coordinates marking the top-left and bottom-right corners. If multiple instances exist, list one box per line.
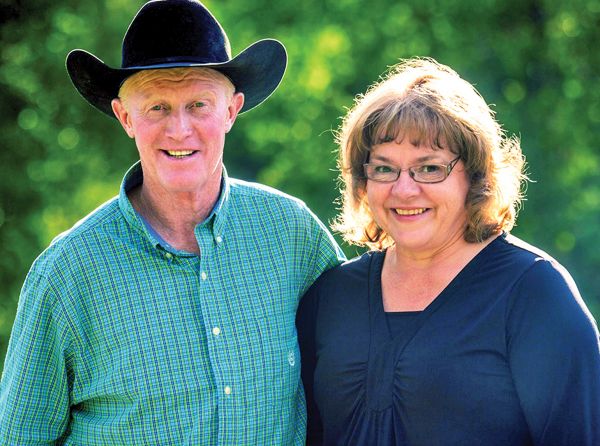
left=365, top=138, right=470, bottom=258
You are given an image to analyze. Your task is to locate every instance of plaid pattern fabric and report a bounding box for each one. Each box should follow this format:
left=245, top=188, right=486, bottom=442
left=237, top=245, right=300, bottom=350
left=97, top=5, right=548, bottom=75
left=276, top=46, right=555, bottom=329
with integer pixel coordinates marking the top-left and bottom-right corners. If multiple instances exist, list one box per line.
left=0, top=162, right=345, bottom=445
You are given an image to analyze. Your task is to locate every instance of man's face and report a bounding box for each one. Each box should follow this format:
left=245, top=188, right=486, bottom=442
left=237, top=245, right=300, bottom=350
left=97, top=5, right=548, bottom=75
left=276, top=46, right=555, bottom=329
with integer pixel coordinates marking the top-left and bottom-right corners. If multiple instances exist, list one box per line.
left=112, top=70, right=244, bottom=197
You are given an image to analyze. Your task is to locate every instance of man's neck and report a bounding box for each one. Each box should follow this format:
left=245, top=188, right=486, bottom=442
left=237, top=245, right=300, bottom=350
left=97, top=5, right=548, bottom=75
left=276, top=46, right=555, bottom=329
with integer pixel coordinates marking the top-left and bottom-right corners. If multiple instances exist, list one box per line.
left=128, top=181, right=221, bottom=254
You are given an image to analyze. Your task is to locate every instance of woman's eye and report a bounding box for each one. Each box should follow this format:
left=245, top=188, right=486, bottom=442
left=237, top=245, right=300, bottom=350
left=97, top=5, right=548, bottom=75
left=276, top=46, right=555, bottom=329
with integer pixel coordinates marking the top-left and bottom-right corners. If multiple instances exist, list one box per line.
left=150, top=104, right=164, bottom=111
left=418, top=164, right=442, bottom=174
left=192, top=101, right=205, bottom=108
left=374, top=165, right=393, bottom=173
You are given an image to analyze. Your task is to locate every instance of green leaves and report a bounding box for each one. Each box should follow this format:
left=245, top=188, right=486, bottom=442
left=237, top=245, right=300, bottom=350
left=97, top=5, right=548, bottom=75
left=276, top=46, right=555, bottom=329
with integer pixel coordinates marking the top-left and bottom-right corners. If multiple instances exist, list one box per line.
left=1, top=0, right=599, bottom=367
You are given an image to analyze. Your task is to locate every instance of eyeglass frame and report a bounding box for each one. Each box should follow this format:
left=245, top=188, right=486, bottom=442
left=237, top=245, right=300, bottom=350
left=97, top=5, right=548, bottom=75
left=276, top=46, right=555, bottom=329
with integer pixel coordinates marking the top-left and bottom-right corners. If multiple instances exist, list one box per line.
left=363, top=156, right=462, bottom=184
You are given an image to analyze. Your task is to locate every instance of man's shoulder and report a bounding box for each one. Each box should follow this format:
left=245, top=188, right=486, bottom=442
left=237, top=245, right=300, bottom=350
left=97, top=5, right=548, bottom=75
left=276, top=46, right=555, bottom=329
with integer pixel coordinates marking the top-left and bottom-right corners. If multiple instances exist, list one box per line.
left=229, top=177, right=305, bottom=205
left=35, top=197, right=122, bottom=269
left=227, top=178, right=313, bottom=218
left=52, top=197, right=121, bottom=243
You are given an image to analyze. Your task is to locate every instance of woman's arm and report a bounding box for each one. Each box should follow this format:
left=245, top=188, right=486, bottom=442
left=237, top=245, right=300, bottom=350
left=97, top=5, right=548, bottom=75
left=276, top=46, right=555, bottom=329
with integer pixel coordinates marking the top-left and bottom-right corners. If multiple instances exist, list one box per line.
left=297, top=281, right=324, bottom=446
left=507, top=259, right=600, bottom=445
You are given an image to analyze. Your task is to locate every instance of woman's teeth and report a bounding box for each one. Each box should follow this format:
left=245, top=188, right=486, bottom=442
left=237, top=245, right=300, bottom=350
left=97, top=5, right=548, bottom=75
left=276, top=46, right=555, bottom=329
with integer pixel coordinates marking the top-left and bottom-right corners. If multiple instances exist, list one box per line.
left=394, top=208, right=426, bottom=215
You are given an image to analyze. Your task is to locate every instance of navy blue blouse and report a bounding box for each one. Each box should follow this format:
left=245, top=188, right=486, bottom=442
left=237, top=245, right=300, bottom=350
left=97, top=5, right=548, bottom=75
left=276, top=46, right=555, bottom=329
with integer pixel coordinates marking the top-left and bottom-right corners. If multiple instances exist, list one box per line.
left=297, top=234, right=600, bottom=445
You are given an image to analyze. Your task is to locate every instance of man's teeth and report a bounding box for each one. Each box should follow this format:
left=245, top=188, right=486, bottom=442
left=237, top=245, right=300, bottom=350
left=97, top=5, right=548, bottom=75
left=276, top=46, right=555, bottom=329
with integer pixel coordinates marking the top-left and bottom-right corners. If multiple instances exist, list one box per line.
left=166, top=150, right=194, bottom=157
left=394, top=208, right=426, bottom=215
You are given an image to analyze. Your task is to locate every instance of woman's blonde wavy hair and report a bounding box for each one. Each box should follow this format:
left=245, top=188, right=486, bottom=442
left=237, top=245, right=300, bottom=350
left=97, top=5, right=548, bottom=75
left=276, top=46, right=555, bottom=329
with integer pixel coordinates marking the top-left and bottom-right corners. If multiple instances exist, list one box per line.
left=333, top=58, right=527, bottom=249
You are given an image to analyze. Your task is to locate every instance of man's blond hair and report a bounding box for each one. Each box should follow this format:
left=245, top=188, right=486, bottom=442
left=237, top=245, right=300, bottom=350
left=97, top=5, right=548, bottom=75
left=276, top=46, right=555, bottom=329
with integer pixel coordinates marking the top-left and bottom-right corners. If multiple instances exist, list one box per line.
left=118, top=67, right=235, bottom=107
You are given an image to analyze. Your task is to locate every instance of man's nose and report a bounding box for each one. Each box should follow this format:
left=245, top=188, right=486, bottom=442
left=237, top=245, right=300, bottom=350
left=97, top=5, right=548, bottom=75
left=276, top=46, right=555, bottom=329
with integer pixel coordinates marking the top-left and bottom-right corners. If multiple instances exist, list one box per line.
left=165, top=109, right=193, bottom=139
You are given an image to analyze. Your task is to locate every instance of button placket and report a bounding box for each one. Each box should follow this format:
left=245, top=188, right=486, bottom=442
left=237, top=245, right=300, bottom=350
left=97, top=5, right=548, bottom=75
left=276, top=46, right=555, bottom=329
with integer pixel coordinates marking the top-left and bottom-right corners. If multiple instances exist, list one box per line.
left=197, top=224, right=234, bottom=407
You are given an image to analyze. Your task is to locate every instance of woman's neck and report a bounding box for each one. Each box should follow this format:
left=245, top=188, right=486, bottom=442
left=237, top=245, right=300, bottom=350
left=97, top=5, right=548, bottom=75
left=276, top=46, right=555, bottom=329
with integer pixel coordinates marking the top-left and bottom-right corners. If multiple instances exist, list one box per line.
left=381, top=235, right=497, bottom=311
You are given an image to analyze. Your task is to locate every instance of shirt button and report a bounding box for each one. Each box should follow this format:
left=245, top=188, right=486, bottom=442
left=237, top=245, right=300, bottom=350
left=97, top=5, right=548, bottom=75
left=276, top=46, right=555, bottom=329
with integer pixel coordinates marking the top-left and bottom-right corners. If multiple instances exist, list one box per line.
left=212, top=327, right=221, bottom=336
left=201, top=271, right=207, bottom=280
left=224, top=386, right=232, bottom=395
left=216, top=236, right=223, bottom=243
left=165, top=252, right=173, bottom=260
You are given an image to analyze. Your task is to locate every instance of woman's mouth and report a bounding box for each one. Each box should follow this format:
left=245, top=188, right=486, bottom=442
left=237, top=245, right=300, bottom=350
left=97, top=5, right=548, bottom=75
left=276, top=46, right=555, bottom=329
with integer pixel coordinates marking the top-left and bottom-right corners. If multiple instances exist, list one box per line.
left=393, top=208, right=427, bottom=215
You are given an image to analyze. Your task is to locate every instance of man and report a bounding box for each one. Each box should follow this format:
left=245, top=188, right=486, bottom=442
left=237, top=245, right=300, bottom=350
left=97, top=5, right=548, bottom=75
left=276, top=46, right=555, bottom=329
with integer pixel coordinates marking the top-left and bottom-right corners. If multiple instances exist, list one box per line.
left=0, top=0, right=344, bottom=444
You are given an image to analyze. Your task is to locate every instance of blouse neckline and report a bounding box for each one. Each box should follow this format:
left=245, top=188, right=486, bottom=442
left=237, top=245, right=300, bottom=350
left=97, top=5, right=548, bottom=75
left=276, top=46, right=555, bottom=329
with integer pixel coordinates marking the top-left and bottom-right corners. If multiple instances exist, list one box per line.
left=363, top=236, right=502, bottom=410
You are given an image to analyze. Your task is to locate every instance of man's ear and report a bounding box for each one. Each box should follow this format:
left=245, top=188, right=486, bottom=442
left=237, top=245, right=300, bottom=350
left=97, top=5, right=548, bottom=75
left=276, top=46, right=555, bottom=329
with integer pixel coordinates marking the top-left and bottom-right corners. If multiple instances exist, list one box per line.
left=111, top=98, right=135, bottom=139
left=225, top=92, right=245, bottom=133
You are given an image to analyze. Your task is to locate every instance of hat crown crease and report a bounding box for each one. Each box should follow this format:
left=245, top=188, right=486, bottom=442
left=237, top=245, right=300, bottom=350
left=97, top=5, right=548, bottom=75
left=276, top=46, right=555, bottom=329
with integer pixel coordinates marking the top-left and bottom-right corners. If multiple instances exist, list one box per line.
left=121, top=0, right=231, bottom=68
left=65, top=0, right=287, bottom=116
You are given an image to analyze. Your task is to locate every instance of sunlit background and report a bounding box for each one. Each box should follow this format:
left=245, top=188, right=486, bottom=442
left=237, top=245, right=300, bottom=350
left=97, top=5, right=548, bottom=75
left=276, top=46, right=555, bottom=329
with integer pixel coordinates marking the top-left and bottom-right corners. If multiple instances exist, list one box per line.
left=1, top=0, right=599, bottom=370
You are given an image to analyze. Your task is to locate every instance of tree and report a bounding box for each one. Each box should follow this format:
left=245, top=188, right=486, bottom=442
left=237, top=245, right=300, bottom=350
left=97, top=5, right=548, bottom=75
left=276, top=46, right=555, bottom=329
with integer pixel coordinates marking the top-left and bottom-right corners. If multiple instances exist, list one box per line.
left=1, top=0, right=598, bottom=370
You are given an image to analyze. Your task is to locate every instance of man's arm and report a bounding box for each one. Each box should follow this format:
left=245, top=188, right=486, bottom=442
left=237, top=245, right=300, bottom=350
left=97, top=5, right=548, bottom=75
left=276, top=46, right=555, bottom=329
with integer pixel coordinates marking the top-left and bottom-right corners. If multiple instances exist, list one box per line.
left=0, top=267, right=71, bottom=444
left=298, top=205, right=346, bottom=297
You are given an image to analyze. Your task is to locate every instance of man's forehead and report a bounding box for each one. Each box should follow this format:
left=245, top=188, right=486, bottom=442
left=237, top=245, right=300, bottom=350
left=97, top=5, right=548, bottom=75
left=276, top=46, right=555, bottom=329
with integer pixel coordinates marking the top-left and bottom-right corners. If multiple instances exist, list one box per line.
left=122, top=67, right=234, bottom=96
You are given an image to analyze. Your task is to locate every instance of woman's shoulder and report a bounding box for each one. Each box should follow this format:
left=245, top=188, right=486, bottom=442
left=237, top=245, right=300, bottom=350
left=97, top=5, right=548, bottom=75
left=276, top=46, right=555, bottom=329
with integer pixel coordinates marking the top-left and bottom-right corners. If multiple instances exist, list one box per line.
left=300, top=251, right=380, bottom=322
left=498, top=233, right=558, bottom=261
left=479, top=233, right=563, bottom=278
left=302, top=250, right=383, bottom=306
left=316, top=250, right=382, bottom=285
left=496, top=235, right=596, bottom=335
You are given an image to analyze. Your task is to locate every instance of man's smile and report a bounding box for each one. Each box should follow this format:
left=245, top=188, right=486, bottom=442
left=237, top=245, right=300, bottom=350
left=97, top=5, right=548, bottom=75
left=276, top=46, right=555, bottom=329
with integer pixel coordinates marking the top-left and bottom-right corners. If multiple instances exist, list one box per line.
left=163, top=150, right=197, bottom=159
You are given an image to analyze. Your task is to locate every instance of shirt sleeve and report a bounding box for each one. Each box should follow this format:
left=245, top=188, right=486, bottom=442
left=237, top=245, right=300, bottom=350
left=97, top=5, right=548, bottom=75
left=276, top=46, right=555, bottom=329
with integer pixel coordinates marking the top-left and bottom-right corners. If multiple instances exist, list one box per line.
left=0, top=267, right=72, bottom=444
left=299, top=206, right=346, bottom=297
left=506, top=259, right=600, bottom=446
left=297, top=278, right=324, bottom=446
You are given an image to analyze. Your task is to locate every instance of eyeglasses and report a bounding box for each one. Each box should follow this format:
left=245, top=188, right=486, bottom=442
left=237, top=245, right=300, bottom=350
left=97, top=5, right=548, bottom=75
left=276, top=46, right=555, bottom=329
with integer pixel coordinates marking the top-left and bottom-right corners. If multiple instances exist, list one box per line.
left=363, top=156, right=461, bottom=184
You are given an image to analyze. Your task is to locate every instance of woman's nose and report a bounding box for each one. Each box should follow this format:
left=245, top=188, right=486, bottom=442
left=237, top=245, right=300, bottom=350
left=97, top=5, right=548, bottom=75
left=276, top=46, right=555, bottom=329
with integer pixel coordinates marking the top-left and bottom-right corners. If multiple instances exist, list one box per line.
left=390, top=169, right=421, bottom=197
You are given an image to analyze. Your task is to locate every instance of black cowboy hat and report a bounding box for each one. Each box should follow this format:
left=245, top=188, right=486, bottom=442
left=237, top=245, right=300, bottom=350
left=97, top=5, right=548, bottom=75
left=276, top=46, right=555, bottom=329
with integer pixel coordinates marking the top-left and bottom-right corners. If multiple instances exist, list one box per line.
left=66, top=0, right=287, bottom=117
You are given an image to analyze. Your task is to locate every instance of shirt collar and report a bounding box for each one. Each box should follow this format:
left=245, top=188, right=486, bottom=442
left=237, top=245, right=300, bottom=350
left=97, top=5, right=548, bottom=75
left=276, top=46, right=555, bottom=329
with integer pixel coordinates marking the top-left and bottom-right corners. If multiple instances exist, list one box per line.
left=118, top=161, right=232, bottom=252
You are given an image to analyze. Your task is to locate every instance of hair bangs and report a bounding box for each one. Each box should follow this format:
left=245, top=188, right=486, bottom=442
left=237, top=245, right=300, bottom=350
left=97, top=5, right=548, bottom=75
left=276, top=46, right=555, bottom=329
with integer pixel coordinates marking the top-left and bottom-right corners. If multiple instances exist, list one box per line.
left=364, top=99, right=453, bottom=154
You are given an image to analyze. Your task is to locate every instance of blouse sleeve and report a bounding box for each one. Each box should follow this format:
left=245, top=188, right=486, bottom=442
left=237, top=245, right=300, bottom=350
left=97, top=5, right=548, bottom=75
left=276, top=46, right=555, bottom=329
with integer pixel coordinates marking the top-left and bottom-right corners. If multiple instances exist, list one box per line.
left=297, top=279, right=324, bottom=446
left=506, top=259, right=600, bottom=445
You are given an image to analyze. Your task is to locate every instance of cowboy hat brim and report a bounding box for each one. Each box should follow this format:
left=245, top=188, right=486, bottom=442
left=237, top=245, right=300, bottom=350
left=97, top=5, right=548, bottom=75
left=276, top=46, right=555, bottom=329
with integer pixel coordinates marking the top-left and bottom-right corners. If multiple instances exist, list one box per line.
left=66, top=38, right=287, bottom=117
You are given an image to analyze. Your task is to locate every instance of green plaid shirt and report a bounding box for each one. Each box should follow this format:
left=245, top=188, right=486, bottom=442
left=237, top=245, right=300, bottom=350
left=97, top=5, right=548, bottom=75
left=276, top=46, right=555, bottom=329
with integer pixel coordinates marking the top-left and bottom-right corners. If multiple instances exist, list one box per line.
left=0, top=162, right=345, bottom=445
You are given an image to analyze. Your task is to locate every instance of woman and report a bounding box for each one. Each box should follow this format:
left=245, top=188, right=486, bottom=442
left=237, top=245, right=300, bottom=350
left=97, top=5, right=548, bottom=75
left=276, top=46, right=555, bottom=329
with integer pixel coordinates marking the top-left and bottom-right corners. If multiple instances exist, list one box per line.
left=297, top=58, right=600, bottom=445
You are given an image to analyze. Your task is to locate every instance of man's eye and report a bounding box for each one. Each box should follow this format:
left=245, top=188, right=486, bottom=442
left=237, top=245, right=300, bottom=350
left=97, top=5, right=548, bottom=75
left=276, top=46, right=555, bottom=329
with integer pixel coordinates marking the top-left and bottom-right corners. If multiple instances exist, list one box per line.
left=192, top=102, right=205, bottom=108
left=150, top=105, right=164, bottom=111
left=417, top=164, right=442, bottom=174
left=374, top=165, right=394, bottom=173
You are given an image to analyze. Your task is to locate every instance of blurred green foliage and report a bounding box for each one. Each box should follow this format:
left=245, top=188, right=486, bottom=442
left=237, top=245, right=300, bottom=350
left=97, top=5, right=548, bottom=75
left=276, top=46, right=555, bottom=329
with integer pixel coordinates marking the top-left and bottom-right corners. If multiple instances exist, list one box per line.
left=1, top=0, right=599, bottom=370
